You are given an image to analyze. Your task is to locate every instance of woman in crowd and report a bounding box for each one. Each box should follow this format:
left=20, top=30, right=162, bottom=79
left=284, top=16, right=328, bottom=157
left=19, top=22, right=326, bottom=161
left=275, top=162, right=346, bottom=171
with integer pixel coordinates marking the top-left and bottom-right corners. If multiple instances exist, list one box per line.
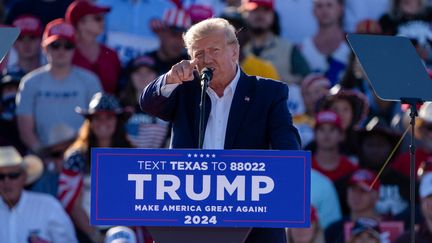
left=318, top=90, right=369, bottom=160
left=58, top=92, right=132, bottom=242
left=119, top=54, right=170, bottom=148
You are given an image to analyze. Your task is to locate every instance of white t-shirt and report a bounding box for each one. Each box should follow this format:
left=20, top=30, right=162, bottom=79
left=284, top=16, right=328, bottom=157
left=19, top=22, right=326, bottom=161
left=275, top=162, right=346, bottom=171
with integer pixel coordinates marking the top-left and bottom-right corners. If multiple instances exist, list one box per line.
left=0, top=191, right=78, bottom=243
left=300, top=37, right=351, bottom=74
left=275, top=0, right=317, bottom=44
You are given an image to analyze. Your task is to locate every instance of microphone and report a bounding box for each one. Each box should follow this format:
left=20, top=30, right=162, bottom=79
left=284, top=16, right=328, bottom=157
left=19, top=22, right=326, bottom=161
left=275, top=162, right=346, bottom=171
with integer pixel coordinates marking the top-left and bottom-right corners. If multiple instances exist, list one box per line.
left=198, top=67, right=212, bottom=148
left=200, top=67, right=213, bottom=86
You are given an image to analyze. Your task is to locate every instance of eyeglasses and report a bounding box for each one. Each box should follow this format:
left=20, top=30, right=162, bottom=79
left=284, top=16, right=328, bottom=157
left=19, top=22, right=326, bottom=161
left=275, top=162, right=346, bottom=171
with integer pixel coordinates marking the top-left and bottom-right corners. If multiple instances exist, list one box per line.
left=48, top=41, right=75, bottom=50
left=0, top=171, right=22, bottom=181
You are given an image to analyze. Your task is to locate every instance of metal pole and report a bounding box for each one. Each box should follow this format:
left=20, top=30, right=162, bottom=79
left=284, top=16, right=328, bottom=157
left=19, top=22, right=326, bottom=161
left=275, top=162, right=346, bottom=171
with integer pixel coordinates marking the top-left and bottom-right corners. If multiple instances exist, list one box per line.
left=409, top=104, right=418, bottom=243
left=198, top=79, right=209, bottom=149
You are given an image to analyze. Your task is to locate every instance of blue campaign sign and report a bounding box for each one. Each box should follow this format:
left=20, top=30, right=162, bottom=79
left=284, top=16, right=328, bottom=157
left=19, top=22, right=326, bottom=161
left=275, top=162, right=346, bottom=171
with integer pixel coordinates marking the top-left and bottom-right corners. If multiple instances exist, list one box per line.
left=90, top=148, right=311, bottom=228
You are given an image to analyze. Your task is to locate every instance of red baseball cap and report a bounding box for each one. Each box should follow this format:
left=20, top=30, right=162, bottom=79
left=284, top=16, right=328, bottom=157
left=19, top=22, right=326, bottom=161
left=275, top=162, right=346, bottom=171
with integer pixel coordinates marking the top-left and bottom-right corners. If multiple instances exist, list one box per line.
left=187, top=4, right=213, bottom=24
left=315, top=110, right=342, bottom=130
left=163, top=8, right=192, bottom=31
left=355, top=19, right=382, bottom=35
left=65, top=0, right=111, bottom=26
left=42, top=19, right=75, bottom=47
left=12, top=15, right=43, bottom=37
left=151, top=8, right=192, bottom=33
left=242, top=0, right=274, bottom=11
left=349, top=169, right=380, bottom=192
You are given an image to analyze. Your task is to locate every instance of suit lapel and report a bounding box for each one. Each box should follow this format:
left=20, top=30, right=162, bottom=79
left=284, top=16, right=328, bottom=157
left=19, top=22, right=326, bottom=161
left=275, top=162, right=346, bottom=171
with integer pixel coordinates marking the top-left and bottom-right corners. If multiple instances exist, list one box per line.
left=224, top=72, right=256, bottom=149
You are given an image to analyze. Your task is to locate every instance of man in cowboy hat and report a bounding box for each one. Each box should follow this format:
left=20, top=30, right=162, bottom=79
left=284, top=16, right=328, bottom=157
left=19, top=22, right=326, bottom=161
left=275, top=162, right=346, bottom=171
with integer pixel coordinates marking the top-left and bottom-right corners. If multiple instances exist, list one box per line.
left=0, top=146, right=77, bottom=242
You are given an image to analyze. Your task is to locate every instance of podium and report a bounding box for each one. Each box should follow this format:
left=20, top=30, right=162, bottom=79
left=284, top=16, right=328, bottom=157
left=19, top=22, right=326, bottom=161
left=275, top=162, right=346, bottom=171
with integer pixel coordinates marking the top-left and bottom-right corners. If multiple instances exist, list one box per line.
left=90, top=148, right=311, bottom=242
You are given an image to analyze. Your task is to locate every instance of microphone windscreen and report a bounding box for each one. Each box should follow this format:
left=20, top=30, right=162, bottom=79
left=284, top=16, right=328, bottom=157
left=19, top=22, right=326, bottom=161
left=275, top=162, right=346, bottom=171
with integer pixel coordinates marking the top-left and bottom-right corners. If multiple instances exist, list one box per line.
left=201, top=67, right=213, bottom=81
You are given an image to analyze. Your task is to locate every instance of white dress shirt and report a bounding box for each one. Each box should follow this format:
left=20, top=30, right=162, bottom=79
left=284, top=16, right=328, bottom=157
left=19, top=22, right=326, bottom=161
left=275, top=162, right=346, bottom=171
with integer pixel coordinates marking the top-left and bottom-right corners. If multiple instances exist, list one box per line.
left=203, top=68, right=240, bottom=149
left=161, top=67, right=241, bottom=149
left=0, top=191, right=78, bottom=243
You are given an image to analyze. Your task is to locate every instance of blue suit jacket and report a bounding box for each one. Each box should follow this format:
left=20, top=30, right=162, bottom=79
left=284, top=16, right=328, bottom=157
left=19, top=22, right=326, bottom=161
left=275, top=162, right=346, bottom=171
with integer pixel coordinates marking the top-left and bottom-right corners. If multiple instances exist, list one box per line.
left=140, top=70, right=301, bottom=150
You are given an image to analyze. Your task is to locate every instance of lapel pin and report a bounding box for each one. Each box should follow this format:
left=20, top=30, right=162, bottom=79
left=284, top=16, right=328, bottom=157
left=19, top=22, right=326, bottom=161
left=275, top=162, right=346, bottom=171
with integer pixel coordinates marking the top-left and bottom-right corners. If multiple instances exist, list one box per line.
left=244, top=96, right=250, bottom=102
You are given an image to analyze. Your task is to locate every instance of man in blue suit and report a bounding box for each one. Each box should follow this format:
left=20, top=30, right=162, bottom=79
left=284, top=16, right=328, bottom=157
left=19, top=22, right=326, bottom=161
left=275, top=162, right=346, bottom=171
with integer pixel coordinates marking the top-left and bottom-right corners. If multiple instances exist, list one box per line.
left=140, top=17, right=301, bottom=242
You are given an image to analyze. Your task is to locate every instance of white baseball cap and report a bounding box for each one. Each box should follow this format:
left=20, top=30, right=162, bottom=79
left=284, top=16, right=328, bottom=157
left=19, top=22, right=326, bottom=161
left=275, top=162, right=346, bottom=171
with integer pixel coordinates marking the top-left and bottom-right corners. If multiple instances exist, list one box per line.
left=105, top=226, right=136, bottom=243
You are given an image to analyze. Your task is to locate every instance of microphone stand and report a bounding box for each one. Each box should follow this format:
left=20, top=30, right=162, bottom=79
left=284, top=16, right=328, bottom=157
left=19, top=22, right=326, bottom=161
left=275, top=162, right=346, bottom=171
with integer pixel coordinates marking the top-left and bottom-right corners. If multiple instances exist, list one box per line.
left=198, top=69, right=212, bottom=149
left=401, top=97, right=423, bottom=243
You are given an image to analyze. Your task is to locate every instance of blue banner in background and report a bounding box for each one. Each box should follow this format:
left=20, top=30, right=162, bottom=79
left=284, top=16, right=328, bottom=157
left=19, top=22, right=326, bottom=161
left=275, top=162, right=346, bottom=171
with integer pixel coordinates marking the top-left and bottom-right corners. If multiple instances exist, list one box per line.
left=90, top=148, right=311, bottom=228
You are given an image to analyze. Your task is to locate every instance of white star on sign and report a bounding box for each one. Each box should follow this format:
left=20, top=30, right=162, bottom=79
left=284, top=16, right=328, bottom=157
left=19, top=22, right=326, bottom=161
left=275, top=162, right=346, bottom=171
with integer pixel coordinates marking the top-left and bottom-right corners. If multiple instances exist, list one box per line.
left=194, top=154, right=198, bottom=158
left=187, top=154, right=191, bottom=158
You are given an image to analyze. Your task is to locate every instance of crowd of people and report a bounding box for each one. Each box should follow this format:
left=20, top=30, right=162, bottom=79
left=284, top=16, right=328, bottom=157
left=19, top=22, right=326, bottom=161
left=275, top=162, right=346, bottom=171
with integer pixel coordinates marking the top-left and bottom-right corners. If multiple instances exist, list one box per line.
left=1, top=0, right=432, bottom=242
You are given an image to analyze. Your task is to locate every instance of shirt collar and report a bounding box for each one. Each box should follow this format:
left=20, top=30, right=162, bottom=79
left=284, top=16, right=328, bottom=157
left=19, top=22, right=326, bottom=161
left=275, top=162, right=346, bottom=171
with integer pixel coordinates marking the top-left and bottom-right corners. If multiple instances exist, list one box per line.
left=208, top=65, right=241, bottom=98
left=225, top=65, right=241, bottom=95
left=0, top=190, right=26, bottom=212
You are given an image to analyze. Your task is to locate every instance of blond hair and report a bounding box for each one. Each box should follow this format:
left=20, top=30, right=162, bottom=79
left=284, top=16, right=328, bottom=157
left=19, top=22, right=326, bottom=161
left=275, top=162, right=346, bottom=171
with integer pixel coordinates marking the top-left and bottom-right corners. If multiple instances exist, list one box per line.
left=183, top=18, right=239, bottom=57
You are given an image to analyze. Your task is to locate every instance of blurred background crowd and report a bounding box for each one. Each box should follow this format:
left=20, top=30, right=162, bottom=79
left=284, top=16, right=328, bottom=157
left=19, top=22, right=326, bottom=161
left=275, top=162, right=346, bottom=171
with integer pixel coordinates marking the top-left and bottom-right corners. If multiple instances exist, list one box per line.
left=1, top=0, right=432, bottom=242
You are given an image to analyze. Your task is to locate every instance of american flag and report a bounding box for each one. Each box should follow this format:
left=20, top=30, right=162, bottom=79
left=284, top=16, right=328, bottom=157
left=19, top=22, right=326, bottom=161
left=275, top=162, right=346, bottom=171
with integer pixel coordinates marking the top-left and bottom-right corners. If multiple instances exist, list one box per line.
left=57, top=151, right=85, bottom=212
left=126, top=113, right=170, bottom=148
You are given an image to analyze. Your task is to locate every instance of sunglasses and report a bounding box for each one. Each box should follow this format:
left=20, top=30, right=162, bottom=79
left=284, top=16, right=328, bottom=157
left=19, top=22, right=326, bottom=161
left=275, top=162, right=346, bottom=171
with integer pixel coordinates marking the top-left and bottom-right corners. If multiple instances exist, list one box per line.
left=48, top=41, right=75, bottom=50
left=17, top=35, right=39, bottom=41
left=92, top=15, right=104, bottom=22
left=0, top=171, right=22, bottom=181
left=49, top=151, right=64, bottom=158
